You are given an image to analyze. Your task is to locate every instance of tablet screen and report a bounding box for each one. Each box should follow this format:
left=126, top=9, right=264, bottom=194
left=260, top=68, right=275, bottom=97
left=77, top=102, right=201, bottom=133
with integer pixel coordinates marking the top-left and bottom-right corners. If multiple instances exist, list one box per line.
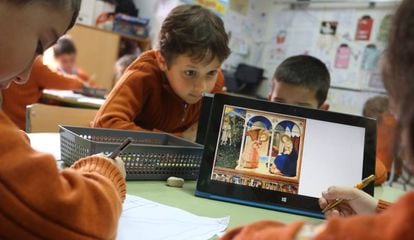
left=196, top=94, right=376, bottom=218
left=211, top=105, right=365, bottom=199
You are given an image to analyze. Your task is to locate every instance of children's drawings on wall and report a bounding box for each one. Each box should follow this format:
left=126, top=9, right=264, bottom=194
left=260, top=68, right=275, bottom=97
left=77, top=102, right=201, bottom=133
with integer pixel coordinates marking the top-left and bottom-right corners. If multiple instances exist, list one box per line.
left=316, top=36, right=335, bottom=54
left=367, top=69, right=385, bottom=90
left=334, top=44, right=352, bottom=69
left=320, top=21, right=338, bottom=35
left=222, top=1, right=268, bottom=69
left=378, top=14, right=392, bottom=42
left=361, top=44, right=380, bottom=71
left=276, top=30, right=287, bottom=45
left=180, top=0, right=228, bottom=15
left=229, top=0, right=249, bottom=16
left=260, top=7, right=392, bottom=114
left=355, top=15, right=374, bottom=41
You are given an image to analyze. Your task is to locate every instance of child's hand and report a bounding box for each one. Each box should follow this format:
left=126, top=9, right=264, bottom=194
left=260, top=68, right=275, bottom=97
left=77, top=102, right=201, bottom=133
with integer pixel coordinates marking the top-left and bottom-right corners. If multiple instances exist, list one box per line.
left=319, top=186, right=378, bottom=218
left=182, top=123, right=198, bottom=142
left=95, top=153, right=126, bottom=178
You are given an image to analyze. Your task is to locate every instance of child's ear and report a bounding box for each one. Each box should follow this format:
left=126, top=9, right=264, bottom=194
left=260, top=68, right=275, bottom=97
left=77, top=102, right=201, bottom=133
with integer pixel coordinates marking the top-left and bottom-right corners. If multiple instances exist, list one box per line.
left=155, top=50, right=168, bottom=71
left=319, top=101, right=330, bottom=110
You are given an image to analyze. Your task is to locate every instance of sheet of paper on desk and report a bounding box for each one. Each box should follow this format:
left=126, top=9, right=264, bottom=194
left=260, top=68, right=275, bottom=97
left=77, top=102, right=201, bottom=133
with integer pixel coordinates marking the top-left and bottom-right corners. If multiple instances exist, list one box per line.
left=118, top=194, right=230, bottom=240
left=43, top=89, right=80, bottom=99
left=77, top=97, right=105, bottom=105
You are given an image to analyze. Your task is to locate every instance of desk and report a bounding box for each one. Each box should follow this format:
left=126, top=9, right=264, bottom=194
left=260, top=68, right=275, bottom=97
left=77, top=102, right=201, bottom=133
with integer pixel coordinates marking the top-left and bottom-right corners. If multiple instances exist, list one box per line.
left=28, top=133, right=407, bottom=228
left=41, top=90, right=104, bottom=109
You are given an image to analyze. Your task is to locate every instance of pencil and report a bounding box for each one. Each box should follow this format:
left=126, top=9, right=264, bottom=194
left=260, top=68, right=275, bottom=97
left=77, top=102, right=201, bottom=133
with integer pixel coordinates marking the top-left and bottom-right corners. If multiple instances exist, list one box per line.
left=107, top=137, right=133, bottom=160
left=322, top=174, right=376, bottom=213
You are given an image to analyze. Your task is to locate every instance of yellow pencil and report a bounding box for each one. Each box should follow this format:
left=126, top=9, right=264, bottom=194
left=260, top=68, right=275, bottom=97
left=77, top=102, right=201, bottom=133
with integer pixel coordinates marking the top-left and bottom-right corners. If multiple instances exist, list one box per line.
left=322, top=174, right=376, bottom=213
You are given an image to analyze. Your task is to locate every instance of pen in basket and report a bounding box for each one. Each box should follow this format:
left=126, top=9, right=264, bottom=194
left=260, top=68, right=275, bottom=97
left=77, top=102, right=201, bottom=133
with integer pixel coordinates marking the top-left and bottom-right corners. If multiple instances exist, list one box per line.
left=107, top=137, right=133, bottom=161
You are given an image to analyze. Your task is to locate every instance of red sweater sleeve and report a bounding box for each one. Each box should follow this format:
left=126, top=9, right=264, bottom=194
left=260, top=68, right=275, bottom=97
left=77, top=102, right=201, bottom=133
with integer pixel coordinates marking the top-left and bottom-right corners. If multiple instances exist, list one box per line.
left=33, top=57, right=84, bottom=90
left=0, top=112, right=125, bottom=239
left=221, top=193, right=414, bottom=240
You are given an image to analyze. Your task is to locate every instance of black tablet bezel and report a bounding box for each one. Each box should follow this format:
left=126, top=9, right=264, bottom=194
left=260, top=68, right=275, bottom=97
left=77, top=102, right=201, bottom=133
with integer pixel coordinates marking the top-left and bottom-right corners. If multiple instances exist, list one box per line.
left=196, top=93, right=376, bottom=218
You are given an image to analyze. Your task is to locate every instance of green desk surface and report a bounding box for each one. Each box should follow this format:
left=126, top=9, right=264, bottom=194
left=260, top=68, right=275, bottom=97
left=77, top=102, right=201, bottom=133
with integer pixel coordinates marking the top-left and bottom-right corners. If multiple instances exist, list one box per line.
left=27, top=133, right=409, bottom=228
left=41, top=90, right=102, bottom=109
left=127, top=180, right=406, bottom=228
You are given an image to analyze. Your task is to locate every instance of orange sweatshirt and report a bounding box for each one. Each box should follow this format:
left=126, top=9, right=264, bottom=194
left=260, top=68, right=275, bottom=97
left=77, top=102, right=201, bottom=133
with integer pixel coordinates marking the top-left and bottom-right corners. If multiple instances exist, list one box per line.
left=374, top=114, right=398, bottom=185
left=221, top=194, right=414, bottom=240
left=0, top=111, right=126, bottom=239
left=1, top=57, right=84, bottom=130
left=377, top=114, right=398, bottom=172
left=57, top=66, right=100, bottom=87
left=92, top=50, right=224, bottom=135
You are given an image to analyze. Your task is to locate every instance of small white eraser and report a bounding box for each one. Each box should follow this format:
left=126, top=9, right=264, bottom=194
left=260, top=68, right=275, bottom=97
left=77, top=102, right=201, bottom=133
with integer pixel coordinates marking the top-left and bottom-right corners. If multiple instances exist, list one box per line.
left=166, top=176, right=184, bottom=188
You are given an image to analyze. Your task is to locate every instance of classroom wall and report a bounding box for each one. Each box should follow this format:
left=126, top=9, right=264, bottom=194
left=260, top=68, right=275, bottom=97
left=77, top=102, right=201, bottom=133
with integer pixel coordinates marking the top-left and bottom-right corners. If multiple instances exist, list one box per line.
left=256, top=1, right=398, bottom=115
left=132, top=0, right=398, bottom=115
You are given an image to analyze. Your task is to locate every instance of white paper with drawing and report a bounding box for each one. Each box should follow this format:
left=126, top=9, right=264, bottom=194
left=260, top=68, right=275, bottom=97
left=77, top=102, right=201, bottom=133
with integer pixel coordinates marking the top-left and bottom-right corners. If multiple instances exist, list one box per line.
left=118, top=194, right=230, bottom=240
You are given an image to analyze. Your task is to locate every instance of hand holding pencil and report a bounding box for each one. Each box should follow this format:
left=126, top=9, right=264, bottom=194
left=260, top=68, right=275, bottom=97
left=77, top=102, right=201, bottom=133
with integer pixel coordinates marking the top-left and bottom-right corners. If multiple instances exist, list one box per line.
left=319, top=175, right=379, bottom=218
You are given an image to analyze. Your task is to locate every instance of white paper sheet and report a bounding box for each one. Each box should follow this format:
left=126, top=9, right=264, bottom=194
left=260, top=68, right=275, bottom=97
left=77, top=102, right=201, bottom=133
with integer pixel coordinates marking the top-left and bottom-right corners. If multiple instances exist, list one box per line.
left=28, top=133, right=61, bottom=160
left=118, top=194, right=230, bottom=240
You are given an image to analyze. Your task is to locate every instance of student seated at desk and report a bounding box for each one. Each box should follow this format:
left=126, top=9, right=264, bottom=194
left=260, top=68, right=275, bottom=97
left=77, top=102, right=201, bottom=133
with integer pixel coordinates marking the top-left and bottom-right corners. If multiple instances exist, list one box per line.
left=363, top=96, right=400, bottom=179
left=1, top=56, right=87, bottom=130
left=222, top=0, right=414, bottom=238
left=92, top=5, right=230, bottom=141
left=53, top=36, right=99, bottom=87
left=268, top=55, right=387, bottom=185
left=0, top=1, right=126, bottom=238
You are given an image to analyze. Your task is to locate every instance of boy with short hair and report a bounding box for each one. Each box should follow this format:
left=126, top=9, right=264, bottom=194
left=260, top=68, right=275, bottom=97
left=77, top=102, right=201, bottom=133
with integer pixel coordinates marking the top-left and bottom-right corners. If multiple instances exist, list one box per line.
left=92, top=4, right=231, bottom=140
left=268, top=55, right=330, bottom=110
left=269, top=55, right=386, bottom=184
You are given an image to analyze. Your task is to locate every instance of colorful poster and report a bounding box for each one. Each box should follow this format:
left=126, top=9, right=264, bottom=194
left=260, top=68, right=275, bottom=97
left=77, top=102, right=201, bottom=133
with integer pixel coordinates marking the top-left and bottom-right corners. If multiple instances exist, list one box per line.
left=229, top=0, right=249, bottom=16
left=378, top=14, right=392, bottom=42
left=355, top=15, right=374, bottom=41
left=276, top=30, right=287, bottom=45
left=180, top=0, right=228, bottom=15
left=361, top=44, right=380, bottom=71
left=335, top=44, right=352, bottom=69
left=320, top=21, right=338, bottom=35
left=212, top=105, right=306, bottom=194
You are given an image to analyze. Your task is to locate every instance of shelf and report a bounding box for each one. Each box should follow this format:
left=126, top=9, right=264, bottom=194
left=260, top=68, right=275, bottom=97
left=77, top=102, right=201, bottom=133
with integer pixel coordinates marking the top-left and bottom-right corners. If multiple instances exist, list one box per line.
left=75, top=23, right=151, bottom=51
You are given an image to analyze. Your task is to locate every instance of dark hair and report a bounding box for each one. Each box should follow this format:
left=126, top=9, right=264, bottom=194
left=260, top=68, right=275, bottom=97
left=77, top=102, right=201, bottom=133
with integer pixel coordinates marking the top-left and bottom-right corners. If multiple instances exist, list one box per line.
left=273, top=55, right=331, bottom=106
left=159, top=4, right=230, bottom=66
left=9, top=0, right=81, bottom=31
left=383, top=0, right=414, bottom=161
left=53, top=37, right=76, bottom=57
left=362, top=95, right=389, bottom=120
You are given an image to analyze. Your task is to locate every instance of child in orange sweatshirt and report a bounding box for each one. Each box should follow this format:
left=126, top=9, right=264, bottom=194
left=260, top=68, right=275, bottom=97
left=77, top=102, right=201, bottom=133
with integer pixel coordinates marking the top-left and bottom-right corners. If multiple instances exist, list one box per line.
left=0, top=1, right=126, bottom=238
left=92, top=5, right=231, bottom=141
left=268, top=55, right=387, bottom=185
left=363, top=96, right=399, bottom=178
left=2, top=56, right=86, bottom=130
left=53, top=36, right=99, bottom=87
left=222, top=0, right=414, bottom=238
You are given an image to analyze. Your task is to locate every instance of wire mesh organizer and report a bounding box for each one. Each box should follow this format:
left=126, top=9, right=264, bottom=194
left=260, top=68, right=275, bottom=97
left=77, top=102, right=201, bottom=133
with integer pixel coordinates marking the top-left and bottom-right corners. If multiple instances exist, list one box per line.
left=59, top=125, right=204, bottom=180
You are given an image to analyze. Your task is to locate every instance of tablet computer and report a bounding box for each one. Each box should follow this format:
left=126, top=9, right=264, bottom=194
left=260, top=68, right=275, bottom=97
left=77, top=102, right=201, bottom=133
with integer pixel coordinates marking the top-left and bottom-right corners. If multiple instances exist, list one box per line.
left=196, top=93, right=376, bottom=218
